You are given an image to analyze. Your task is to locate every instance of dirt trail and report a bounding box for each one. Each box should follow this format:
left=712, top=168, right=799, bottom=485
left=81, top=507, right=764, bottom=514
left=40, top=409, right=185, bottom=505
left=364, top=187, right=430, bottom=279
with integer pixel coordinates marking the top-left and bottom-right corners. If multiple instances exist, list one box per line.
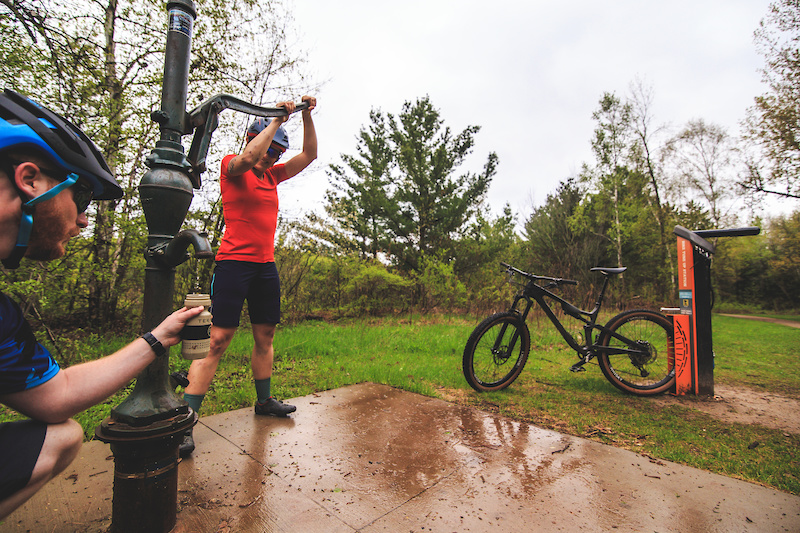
left=652, top=384, right=800, bottom=434
left=719, top=313, right=800, bottom=329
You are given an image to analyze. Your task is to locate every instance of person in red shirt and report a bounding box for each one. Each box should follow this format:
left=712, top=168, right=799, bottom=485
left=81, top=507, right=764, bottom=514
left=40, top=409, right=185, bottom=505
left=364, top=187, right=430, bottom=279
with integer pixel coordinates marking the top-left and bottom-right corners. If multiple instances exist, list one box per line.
left=180, top=96, right=317, bottom=456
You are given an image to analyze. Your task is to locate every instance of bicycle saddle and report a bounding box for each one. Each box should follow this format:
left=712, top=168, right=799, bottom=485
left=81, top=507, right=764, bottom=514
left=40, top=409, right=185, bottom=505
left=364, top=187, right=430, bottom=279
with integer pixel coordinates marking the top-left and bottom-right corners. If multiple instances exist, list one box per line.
left=590, top=266, right=627, bottom=276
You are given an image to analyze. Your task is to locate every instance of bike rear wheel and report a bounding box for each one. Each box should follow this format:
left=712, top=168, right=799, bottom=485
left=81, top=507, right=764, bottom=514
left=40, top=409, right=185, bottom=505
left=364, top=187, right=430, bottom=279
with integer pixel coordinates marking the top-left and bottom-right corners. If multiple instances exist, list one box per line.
left=597, top=309, right=675, bottom=396
left=463, top=312, right=530, bottom=392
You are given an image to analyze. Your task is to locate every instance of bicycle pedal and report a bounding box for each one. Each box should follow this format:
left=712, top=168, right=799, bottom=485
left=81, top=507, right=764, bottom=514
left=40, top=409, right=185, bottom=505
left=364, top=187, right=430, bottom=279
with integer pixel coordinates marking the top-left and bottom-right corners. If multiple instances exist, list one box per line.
left=170, top=370, right=190, bottom=389
left=569, top=363, right=587, bottom=373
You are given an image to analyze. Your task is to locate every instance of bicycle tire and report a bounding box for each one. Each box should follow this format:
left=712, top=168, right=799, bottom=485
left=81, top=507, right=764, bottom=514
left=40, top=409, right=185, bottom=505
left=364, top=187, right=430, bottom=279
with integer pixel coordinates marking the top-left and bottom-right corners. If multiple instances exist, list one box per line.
left=597, top=309, right=675, bottom=396
left=463, top=311, right=530, bottom=392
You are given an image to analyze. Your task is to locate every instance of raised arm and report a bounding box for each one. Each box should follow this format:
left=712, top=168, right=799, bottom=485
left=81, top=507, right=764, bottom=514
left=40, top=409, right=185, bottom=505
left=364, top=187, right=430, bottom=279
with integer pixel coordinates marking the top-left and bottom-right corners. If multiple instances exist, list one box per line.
left=282, top=96, right=318, bottom=179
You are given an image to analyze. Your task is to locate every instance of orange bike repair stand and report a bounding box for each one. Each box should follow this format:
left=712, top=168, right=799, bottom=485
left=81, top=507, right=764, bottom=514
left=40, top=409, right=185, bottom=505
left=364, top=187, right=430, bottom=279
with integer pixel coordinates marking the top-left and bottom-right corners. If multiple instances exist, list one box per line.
left=664, top=226, right=760, bottom=396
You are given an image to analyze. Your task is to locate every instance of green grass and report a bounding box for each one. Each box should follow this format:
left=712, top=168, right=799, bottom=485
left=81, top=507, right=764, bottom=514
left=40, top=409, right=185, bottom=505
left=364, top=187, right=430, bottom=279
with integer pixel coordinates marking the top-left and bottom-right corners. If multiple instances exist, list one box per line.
left=167, top=316, right=474, bottom=409
left=2, top=312, right=799, bottom=495
left=713, top=315, right=800, bottom=395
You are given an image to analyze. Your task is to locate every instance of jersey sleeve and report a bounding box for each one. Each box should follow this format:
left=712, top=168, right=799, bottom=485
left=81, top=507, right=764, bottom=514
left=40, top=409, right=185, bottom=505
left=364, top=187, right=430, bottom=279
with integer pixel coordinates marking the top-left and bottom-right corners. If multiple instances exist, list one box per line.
left=0, top=293, right=60, bottom=394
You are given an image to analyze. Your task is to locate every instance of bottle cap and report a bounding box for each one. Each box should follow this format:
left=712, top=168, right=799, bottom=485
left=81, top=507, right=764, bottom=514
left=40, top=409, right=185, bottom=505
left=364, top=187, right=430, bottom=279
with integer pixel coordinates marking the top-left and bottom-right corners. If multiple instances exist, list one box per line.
left=184, top=293, right=211, bottom=308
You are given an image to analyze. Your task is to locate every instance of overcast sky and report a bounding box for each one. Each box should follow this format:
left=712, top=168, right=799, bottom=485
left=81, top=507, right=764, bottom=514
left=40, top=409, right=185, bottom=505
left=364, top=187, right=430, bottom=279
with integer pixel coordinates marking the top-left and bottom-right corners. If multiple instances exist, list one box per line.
left=274, top=0, right=785, bottom=224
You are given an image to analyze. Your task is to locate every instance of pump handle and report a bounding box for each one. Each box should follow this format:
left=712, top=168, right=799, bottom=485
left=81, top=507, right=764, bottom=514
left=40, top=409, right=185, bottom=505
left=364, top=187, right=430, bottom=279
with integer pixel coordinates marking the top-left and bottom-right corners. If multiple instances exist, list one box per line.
left=185, top=95, right=310, bottom=187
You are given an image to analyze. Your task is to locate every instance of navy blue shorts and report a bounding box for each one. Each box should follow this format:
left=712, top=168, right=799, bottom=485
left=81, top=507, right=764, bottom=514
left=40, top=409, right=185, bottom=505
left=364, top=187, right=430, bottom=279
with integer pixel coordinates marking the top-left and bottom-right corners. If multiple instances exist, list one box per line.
left=0, top=420, right=47, bottom=501
left=210, top=261, right=281, bottom=328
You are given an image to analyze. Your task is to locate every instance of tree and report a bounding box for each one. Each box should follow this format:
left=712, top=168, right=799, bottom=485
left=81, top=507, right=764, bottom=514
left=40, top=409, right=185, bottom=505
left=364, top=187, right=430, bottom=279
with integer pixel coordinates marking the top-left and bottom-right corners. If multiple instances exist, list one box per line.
left=523, top=178, right=603, bottom=282
left=325, top=96, right=497, bottom=272
left=453, top=205, right=521, bottom=312
left=664, top=119, right=738, bottom=228
left=742, top=0, right=800, bottom=199
left=324, top=109, right=393, bottom=259
left=386, top=96, right=497, bottom=271
left=456, top=204, right=518, bottom=276
left=584, top=92, right=633, bottom=272
left=627, top=79, right=676, bottom=294
left=566, top=90, right=682, bottom=302
left=764, top=210, right=800, bottom=307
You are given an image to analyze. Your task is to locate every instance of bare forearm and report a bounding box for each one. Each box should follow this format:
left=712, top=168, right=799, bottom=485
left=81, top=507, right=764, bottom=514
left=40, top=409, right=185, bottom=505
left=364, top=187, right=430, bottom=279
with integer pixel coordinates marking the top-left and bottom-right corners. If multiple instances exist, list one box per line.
left=0, top=338, right=156, bottom=423
left=302, top=111, right=318, bottom=160
left=48, top=338, right=157, bottom=420
left=284, top=112, right=318, bottom=178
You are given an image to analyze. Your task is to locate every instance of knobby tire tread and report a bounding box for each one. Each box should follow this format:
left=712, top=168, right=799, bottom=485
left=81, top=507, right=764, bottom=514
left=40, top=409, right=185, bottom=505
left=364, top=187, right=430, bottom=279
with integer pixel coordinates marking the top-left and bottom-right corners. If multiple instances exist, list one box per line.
left=462, top=312, right=530, bottom=392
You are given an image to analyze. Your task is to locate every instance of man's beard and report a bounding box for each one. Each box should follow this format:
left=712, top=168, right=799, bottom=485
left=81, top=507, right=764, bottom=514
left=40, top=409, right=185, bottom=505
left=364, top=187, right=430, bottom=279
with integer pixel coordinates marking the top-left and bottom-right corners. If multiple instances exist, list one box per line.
left=25, top=202, right=73, bottom=261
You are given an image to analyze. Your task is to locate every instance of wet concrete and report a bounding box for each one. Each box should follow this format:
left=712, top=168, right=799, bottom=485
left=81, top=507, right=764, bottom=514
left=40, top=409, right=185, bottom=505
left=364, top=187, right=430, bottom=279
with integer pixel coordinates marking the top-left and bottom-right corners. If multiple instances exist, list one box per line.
left=6, top=382, right=800, bottom=532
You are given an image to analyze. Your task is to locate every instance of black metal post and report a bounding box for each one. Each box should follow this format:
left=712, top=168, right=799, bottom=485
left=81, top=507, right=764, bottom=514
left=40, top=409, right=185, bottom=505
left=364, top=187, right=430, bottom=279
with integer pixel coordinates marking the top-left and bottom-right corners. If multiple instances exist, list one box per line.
left=691, top=249, right=715, bottom=395
left=94, top=2, right=209, bottom=532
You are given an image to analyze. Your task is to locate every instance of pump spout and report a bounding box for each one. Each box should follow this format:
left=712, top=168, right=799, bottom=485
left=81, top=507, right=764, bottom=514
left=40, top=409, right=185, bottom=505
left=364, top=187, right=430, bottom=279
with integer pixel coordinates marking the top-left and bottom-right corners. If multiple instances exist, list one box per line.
left=161, top=229, right=214, bottom=267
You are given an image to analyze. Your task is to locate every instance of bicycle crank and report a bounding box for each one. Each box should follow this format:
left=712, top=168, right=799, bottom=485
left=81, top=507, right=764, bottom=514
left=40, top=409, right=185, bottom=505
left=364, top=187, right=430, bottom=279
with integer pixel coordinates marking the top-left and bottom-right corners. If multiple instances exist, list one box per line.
left=569, top=362, right=587, bottom=373
left=569, top=351, right=592, bottom=373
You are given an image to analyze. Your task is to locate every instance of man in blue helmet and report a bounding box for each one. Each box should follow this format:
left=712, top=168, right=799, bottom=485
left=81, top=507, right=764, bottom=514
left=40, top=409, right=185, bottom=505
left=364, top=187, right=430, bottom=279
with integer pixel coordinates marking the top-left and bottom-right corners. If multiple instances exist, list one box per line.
left=180, top=96, right=317, bottom=456
left=0, top=89, right=203, bottom=518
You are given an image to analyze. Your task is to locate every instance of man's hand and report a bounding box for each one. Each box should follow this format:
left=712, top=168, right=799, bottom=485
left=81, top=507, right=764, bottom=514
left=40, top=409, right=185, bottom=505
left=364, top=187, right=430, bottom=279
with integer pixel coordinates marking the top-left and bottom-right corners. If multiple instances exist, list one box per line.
left=301, top=95, right=317, bottom=113
left=275, top=100, right=295, bottom=123
left=152, top=306, right=205, bottom=347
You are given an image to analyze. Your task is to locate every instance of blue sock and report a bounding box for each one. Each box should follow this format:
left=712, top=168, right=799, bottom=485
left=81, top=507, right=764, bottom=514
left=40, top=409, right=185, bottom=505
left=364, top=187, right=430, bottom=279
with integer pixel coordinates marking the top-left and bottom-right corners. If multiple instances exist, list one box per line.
left=184, top=393, right=205, bottom=414
left=255, top=378, right=272, bottom=404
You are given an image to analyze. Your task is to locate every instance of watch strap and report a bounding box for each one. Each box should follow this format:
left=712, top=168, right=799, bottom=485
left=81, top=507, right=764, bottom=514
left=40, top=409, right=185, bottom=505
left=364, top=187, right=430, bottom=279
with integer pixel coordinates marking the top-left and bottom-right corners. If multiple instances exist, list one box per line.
left=142, top=331, right=167, bottom=357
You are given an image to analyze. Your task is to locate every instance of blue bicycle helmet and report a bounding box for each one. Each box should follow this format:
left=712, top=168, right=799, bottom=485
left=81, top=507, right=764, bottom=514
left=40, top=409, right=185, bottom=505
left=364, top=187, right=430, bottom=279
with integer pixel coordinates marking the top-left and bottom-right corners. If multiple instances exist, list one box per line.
left=246, top=117, right=289, bottom=150
left=0, top=89, right=122, bottom=268
left=0, top=89, right=122, bottom=199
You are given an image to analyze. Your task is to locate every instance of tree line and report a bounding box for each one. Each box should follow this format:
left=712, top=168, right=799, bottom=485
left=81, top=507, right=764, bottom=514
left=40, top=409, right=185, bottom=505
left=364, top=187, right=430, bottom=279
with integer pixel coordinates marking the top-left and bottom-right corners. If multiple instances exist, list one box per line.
left=1, top=0, right=798, bottom=358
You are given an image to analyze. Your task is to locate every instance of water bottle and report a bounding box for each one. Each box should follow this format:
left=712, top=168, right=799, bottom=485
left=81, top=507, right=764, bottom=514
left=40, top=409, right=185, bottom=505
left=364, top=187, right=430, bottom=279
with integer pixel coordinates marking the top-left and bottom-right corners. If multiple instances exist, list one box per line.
left=181, top=293, right=212, bottom=360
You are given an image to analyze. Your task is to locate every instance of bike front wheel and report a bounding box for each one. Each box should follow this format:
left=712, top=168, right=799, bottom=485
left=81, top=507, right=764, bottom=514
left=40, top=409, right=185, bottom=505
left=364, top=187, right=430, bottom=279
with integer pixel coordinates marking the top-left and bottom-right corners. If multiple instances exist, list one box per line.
left=597, top=309, right=675, bottom=396
left=463, top=312, right=530, bottom=392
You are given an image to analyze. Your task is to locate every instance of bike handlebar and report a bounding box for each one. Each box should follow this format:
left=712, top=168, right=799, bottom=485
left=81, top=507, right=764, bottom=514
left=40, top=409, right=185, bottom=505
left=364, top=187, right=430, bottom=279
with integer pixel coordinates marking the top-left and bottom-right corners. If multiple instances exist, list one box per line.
left=500, top=262, right=578, bottom=286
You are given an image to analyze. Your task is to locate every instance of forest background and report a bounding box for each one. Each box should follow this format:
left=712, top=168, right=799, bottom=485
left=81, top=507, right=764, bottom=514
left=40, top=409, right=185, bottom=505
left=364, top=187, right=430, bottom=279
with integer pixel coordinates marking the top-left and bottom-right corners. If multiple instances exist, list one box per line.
left=0, top=0, right=798, bottom=363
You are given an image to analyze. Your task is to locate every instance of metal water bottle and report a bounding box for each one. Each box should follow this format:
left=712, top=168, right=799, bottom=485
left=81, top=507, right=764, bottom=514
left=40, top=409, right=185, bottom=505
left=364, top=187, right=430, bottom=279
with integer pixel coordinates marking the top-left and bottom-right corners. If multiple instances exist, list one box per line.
left=181, top=293, right=212, bottom=359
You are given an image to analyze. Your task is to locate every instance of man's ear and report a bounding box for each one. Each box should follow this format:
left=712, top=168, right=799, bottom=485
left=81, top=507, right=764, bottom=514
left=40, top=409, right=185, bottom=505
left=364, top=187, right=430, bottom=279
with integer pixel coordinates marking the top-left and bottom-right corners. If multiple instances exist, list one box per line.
left=13, top=162, right=50, bottom=200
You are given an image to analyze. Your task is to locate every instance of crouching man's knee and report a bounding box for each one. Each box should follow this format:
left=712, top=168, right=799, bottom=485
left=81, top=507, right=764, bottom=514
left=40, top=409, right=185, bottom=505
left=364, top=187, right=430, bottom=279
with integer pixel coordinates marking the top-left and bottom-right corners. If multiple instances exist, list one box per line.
left=38, top=419, right=84, bottom=479
left=0, top=419, right=83, bottom=520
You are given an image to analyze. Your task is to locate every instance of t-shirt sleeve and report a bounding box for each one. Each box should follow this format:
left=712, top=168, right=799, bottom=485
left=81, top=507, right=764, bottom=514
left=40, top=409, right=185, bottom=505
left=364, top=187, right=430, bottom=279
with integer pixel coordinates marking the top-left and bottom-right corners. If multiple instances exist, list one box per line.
left=273, top=164, right=289, bottom=185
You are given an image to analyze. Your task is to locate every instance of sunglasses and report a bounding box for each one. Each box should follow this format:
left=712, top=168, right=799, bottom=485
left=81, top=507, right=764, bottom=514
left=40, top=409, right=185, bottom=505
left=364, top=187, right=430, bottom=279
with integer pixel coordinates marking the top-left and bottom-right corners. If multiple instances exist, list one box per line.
left=70, top=179, right=94, bottom=213
left=40, top=168, right=94, bottom=213
left=267, top=146, right=285, bottom=160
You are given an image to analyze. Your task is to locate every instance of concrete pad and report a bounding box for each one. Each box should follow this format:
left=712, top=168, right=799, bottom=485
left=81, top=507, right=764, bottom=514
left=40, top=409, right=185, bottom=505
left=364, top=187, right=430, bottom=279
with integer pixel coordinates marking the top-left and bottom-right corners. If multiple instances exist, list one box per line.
left=6, top=382, right=800, bottom=532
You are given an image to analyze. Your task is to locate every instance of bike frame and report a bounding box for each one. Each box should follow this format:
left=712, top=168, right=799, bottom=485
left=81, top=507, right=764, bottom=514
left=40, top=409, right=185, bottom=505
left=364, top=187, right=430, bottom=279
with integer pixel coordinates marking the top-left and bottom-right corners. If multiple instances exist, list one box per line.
left=501, top=271, right=647, bottom=362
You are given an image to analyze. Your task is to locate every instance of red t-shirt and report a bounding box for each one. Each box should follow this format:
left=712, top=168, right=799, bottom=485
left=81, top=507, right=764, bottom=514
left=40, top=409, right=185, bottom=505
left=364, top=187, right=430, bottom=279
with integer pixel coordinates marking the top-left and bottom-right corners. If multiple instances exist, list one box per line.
left=215, top=154, right=289, bottom=262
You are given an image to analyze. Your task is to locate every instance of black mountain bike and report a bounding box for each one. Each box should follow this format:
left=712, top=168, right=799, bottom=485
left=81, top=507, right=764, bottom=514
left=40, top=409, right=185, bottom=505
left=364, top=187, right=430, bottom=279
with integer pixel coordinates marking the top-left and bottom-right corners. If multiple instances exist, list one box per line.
left=463, top=263, right=675, bottom=396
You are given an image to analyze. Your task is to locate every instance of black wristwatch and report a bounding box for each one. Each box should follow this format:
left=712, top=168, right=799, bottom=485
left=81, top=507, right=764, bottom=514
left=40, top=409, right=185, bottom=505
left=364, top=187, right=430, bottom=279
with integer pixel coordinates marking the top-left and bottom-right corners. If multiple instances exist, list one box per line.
left=142, top=331, right=167, bottom=358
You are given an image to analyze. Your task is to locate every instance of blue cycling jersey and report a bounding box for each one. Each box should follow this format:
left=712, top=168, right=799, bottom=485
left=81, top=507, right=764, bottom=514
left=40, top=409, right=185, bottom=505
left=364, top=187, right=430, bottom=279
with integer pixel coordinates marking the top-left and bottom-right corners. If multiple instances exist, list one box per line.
left=0, top=293, right=60, bottom=394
